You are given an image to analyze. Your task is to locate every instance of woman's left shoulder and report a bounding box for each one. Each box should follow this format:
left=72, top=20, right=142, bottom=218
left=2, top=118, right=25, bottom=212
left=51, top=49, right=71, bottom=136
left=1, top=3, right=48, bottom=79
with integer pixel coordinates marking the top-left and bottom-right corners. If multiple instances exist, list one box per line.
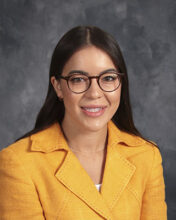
left=139, top=139, right=162, bottom=157
left=117, top=135, right=164, bottom=166
left=128, top=138, right=164, bottom=168
left=136, top=138, right=163, bottom=160
left=143, top=140, right=163, bottom=164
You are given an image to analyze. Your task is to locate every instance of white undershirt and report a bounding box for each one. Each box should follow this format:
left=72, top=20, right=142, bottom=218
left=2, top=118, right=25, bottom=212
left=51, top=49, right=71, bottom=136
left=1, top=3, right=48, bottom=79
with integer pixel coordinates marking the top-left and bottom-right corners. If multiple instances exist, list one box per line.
left=95, top=183, right=102, bottom=191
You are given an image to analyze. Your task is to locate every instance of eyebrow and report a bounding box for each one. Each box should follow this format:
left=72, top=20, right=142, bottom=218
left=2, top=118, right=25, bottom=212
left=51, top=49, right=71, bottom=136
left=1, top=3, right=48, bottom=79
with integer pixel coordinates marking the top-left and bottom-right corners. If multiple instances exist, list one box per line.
left=67, top=68, right=118, bottom=76
left=68, top=70, right=88, bottom=76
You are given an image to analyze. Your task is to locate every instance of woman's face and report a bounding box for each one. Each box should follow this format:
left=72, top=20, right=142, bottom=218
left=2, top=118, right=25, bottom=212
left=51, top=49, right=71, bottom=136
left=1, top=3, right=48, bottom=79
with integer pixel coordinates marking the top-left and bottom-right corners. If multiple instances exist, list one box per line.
left=51, top=46, right=122, bottom=132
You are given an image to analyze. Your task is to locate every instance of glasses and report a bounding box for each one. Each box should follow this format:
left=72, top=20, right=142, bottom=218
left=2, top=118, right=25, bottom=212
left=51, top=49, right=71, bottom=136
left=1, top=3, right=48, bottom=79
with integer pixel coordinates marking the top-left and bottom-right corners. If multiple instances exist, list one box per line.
left=56, top=69, right=124, bottom=94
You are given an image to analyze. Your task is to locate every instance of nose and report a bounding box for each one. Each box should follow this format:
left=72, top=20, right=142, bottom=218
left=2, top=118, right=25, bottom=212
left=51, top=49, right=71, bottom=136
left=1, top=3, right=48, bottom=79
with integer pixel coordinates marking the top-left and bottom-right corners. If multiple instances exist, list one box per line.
left=84, top=78, right=103, bottom=99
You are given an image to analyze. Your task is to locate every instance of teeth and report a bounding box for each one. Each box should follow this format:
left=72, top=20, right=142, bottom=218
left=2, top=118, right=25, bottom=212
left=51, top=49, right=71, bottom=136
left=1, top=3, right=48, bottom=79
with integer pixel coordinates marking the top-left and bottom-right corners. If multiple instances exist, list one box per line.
left=84, top=108, right=102, bottom=112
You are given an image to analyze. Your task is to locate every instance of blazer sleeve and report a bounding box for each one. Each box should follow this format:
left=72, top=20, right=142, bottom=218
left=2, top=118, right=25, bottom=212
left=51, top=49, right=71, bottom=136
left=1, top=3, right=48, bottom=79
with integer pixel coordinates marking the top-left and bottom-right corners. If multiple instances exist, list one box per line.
left=0, top=147, right=45, bottom=220
left=140, top=146, right=167, bottom=220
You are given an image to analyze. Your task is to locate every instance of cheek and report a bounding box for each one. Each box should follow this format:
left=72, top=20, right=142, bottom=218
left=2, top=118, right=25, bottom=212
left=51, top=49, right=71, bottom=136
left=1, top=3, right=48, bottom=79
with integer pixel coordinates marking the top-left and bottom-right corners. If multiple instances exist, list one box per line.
left=62, top=87, right=81, bottom=110
left=108, top=89, right=122, bottom=110
left=60, top=83, right=73, bottom=102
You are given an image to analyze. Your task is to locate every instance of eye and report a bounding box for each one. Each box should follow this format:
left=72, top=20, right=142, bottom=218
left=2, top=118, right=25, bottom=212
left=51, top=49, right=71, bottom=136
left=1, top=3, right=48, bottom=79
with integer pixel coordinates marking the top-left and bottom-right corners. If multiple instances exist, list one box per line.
left=69, top=75, right=88, bottom=83
left=101, top=73, right=118, bottom=82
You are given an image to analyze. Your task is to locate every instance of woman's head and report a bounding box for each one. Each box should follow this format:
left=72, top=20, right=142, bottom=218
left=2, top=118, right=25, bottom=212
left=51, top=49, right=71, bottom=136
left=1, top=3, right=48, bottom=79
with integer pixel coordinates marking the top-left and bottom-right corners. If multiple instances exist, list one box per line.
left=51, top=45, right=122, bottom=132
left=44, top=26, right=131, bottom=130
left=18, top=25, right=142, bottom=140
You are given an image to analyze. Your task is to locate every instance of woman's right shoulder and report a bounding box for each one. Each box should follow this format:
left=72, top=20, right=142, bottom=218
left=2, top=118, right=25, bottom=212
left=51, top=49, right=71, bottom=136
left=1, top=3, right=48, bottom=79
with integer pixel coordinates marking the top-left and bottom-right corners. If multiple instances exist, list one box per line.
left=0, top=122, right=61, bottom=159
left=0, top=136, right=31, bottom=158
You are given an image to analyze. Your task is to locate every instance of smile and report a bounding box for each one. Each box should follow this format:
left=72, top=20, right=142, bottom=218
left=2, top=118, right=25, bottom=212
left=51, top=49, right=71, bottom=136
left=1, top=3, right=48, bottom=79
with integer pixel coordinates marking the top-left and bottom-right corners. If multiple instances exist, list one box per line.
left=83, top=107, right=103, bottom=112
left=81, top=106, right=107, bottom=117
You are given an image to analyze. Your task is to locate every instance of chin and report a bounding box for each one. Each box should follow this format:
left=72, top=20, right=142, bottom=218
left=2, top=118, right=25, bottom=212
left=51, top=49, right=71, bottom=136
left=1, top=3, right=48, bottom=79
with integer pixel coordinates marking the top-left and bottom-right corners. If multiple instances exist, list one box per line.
left=79, top=118, right=108, bottom=132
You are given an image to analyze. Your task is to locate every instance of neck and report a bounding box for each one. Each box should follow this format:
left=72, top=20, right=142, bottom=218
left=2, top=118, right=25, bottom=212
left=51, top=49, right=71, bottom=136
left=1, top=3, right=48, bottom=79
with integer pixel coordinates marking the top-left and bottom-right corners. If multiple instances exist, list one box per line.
left=61, top=118, right=108, bottom=154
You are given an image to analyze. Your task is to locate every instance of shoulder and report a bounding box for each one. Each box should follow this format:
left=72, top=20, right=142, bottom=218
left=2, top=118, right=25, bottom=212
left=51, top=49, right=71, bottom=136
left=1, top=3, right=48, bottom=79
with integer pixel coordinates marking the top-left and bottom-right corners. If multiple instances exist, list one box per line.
left=0, top=122, right=60, bottom=157
left=0, top=137, right=33, bottom=171
left=116, top=137, right=163, bottom=169
left=0, top=137, right=31, bottom=158
left=0, top=122, right=66, bottom=165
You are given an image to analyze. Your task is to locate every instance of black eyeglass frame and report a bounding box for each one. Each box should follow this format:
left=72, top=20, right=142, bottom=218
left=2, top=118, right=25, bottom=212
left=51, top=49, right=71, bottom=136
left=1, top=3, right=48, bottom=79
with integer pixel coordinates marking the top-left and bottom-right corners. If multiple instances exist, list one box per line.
left=55, top=69, right=124, bottom=94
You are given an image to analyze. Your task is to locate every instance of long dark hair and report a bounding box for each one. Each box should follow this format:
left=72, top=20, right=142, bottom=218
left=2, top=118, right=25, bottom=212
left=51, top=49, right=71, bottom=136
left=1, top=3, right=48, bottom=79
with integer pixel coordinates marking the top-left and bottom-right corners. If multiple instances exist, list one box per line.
left=16, top=25, right=157, bottom=147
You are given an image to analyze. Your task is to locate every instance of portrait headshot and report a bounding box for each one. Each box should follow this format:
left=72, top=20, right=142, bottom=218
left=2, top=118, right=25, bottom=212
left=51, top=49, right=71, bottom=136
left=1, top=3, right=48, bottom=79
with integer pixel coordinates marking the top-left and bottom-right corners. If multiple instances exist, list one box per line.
left=0, top=0, right=175, bottom=219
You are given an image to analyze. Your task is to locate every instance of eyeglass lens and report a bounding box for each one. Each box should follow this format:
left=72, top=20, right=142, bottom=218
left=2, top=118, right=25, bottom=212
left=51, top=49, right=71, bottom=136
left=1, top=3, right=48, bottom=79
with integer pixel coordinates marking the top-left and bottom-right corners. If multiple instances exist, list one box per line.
left=68, top=72, right=121, bottom=93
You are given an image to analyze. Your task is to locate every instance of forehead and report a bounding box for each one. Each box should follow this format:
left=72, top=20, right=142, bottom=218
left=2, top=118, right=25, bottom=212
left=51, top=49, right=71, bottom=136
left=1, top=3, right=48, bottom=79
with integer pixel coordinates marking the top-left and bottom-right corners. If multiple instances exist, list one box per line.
left=62, top=46, right=116, bottom=75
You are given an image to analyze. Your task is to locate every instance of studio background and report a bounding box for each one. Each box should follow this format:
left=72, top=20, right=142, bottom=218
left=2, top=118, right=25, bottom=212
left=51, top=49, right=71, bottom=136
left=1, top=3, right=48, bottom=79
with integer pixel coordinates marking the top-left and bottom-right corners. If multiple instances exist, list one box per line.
left=0, top=0, right=175, bottom=219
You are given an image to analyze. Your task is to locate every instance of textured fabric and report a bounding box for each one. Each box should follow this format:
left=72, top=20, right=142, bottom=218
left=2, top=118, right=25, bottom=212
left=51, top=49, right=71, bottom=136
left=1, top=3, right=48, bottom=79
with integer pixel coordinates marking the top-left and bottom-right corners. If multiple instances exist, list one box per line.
left=0, top=120, right=167, bottom=219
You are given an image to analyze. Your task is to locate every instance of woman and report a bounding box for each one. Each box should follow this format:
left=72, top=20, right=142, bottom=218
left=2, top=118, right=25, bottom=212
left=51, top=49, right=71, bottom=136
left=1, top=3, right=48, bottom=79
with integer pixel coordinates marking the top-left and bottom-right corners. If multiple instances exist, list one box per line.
left=0, top=26, right=167, bottom=219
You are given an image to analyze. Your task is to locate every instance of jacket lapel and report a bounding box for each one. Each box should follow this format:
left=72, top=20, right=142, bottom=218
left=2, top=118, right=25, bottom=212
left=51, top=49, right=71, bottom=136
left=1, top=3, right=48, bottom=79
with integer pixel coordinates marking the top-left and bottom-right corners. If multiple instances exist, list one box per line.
left=100, top=141, right=136, bottom=210
left=55, top=150, right=114, bottom=219
left=99, top=120, right=146, bottom=210
left=31, top=123, right=113, bottom=219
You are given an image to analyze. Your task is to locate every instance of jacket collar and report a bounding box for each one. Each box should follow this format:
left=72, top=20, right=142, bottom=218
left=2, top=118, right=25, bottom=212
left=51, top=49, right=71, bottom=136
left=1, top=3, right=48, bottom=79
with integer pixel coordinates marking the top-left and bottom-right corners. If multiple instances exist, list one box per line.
left=107, top=120, right=146, bottom=147
left=30, top=120, right=146, bottom=153
left=30, top=122, right=69, bottom=153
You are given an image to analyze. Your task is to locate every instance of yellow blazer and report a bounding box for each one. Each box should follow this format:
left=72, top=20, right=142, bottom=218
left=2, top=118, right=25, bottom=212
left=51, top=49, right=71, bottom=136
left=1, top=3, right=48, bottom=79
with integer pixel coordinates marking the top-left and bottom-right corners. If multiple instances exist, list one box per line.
left=0, top=121, right=167, bottom=220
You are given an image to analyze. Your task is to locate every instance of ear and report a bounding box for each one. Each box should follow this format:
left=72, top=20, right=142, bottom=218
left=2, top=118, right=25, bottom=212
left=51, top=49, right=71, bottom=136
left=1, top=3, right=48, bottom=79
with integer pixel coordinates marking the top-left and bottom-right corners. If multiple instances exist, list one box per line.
left=50, top=76, right=63, bottom=99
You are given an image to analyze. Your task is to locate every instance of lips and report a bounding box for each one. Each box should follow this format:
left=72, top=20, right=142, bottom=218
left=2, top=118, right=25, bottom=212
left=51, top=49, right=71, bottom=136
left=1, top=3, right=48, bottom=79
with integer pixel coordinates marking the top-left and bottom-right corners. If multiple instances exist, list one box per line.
left=81, top=105, right=107, bottom=117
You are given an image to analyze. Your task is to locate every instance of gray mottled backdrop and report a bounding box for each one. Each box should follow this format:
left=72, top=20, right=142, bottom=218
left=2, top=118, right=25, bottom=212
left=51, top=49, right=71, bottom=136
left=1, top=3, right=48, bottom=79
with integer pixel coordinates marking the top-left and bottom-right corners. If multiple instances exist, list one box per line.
left=0, top=0, right=175, bottom=219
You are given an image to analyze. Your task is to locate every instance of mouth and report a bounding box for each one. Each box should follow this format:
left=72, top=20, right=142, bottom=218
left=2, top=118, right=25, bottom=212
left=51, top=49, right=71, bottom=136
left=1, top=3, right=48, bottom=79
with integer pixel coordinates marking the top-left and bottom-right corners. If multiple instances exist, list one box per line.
left=80, top=106, right=107, bottom=116
left=81, top=107, right=104, bottom=112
